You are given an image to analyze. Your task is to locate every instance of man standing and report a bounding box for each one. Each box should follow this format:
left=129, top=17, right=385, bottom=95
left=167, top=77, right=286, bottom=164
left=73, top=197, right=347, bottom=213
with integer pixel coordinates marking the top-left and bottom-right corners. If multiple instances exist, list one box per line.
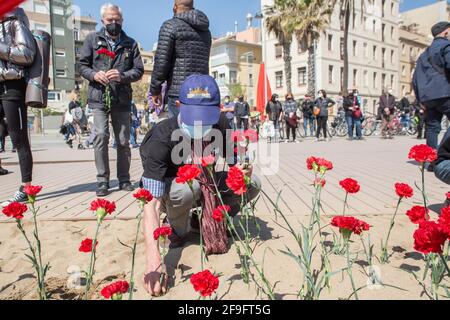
left=301, top=94, right=315, bottom=137
left=150, top=0, right=212, bottom=118
left=379, top=88, right=396, bottom=139
left=234, top=95, right=251, bottom=131
left=413, top=22, right=450, bottom=172
left=221, top=95, right=235, bottom=129
left=79, top=3, right=144, bottom=196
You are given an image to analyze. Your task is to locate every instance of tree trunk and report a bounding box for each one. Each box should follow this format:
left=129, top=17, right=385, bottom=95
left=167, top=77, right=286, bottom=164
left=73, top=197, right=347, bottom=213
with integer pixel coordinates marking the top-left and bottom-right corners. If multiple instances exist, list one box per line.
left=282, top=40, right=292, bottom=94
left=342, top=1, right=351, bottom=93
left=307, top=45, right=316, bottom=96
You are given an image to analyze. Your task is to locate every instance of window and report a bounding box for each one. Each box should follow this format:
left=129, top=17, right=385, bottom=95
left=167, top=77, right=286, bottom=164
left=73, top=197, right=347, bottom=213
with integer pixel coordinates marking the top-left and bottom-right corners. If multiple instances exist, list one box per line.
left=53, top=6, right=64, bottom=15
left=353, top=69, right=358, bottom=87
left=275, top=71, right=283, bottom=88
left=73, top=28, right=79, bottom=41
left=373, top=20, right=376, bottom=33
left=56, top=69, right=66, bottom=77
left=328, top=65, right=334, bottom=84
left=275, top=44, right=282, bottom=59
left=212, top=71, right=218, bottom=79
left=34, top=3, right=48, bottom=14
left=382, top=23, right=386, bottom=41
left=229, top=71, right=237, bottom=84
left=298, top=67, right=307, bottom=86
left=391, top=50, right=395, bottom=64
left=353, top=41, right=357, bottom=57
left=373, top=45, right=377, bottom=60
left=340, top=37, right=344, bottom=60
left=373, top=72, right=378, bottom=89
left=249, top=74, right=253, bottom=87
left=363, top=17, right=367, bottom=30
left=391, top=26, right=395, bottom=40
left=402, top=44, right=406, bottom=55
left=54, top=27, right=65, bottom=36
left=328, top=34, right=333, bottom=51
left=55, top=49, right=66, bottom=57
left=364, top=70, right=369, bottom=86
left=48, top=91, right=61, bottom=102
left=298, top=40, right=306, bottom=54
left=391, top=2, right=395, bottom=15
left=402, top=65, right=406, bottom=76
left=390, top=75, right=395, bottom=88
left=382, top=73, right=387, bottom=89
left=364, top=43, right=368, bottom=58
left=340, top=67, right=344, bottom=87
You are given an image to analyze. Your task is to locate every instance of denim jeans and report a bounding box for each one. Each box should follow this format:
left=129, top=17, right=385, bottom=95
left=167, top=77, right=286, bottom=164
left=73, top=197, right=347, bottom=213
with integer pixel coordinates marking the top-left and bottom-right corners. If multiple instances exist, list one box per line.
left=303, top=116, right=315, bottom=136
left=345, top=116, right=362, bottom=139
left=167, top=97, right=180, bottom=119
left=424, top=98, right=450, bottom=149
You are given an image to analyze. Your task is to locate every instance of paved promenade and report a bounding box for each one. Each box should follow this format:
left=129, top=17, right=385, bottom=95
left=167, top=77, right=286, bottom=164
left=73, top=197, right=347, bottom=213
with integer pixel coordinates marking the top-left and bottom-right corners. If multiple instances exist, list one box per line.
left=0, top=134, right=448, bottom=222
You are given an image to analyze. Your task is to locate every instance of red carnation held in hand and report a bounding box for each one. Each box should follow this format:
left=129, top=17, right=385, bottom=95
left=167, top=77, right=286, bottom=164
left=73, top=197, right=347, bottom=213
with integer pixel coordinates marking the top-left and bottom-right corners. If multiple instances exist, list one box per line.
left=413, top=221, right=448, bottom=255
left=79, top=238, right=98, bottom=253
left=153, top=226, right=173, bottom=241
left=226, top=166, right=248, bottom=195
left=133, top=189, right=154, bottom=204
left=212, top=205, right=231, bottom=223
left=100, top=280, right=129, bottom=300
left=395, top=183, right=414, bottom=199
left=190, top=270, right=220, bottom=297
left=176, top=164, right=201, bottom=185
left=408, top=144, right=437, bottom=164
left=406, top=206, right=429, bottom=225
left=331, top=216, right=371, bottom=238
left=97, top=48, right=116, bottom=59
left=2, top=202, right=28, bottom=220
left=339, top=178, right=361, bottom=194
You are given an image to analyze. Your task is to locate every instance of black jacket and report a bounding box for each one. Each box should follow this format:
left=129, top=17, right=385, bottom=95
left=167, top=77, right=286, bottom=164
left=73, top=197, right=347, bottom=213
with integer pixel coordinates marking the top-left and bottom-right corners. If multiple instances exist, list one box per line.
left=150, top=9, right=212, bottom=99
left=266, top=101, right=283, bottom=121
left=235, top=101, right=250, bottom=118
left=78, top=29, right=144, bottom=110
left=301, top=100, right=314, bottom=117
left=343, top=95, right=360, bottom=118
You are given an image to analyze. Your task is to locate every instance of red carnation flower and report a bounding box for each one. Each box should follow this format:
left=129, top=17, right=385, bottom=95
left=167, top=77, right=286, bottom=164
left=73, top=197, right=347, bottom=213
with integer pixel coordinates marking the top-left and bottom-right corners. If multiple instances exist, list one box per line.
left=79, top=238, right=98, bottom=253
left=24, top=185, right=43, bottom=197
left=2, top=202, right=28, bottom=220
left=212, top=205, right=231, bottom=223
left=413, top=221, right=447, bottom=255
left=133, top=189, right=154, bottom=204
left=306, top=156, right=333, bottom=172
left=395, top=183, right=414, bottom=199
left=90, top=199, right=116, bottom=221
left=153, top=226, right=173, bottom=241
left=176, top=165, right=201, bottom=185
left=226, top=166, right=247, bottom=195
left=408, top=144, right=437, bottom=164
left=406, top=206, right=429, bottom=224
left=438, top=207, right=450, bottom=238
left=100, top=280, right=129, bottom=300
left=97, top=48, right=116, bottom=59
left=190, top=270, right=219, bottom=297
left=331, top=216, right=371, bottom=238
left=446, top=192, right=450, bottom=200
left=201, top=155, right=216, bottom=168
left=339, top=178, right=360, bottom=194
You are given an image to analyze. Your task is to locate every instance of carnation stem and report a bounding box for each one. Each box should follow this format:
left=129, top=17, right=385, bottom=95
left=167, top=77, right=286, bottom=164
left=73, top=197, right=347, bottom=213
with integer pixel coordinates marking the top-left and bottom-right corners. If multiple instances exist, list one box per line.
left=345, top=239, right=359, bottom=300
left=190, top=185, right=205, bottom=271
left=421, top=164, right=428, bottom=212
left=439, top=253, right=450, bottom=278
left=343, top=192, right=349, bottom=216
left=30, top=202, right=47, bottom=300
left=381, top=197, right=402, bottom=264
left=85, top=221, right=100, bottom=300
left=128, top=204, right=144, bottom=300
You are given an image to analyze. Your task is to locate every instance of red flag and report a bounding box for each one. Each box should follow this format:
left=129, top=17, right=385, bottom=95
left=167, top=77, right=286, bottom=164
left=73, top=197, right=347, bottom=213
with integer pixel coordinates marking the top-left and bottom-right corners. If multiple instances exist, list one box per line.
left=256, top=63, right=272, bottom=119
left=0, top=0, right=25, bottom=19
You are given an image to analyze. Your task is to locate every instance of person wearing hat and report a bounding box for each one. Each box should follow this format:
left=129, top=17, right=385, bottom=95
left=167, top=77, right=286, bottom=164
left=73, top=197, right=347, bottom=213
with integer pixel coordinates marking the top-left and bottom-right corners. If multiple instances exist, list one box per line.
left=413, top=21, right=450, bottom=172
left=139, top=74, right=261, bottom=297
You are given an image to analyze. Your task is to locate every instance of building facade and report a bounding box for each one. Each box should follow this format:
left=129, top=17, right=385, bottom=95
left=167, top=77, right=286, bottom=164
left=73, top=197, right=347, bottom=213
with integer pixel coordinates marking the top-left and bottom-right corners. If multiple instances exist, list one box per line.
left=74, top=15, right=97, bottom=89
left=22, top=0, right=76, bottom=110
left=140, top=47, right=155, bottom=84
left=261, top=0, right=400, bottom=114
left=210, top=28, right=262, bottom=107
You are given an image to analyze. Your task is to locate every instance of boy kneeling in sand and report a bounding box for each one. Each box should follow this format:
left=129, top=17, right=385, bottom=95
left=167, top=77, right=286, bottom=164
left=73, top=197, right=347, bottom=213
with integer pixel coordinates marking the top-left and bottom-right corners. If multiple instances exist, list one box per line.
left=139, top=75, right=261, bottom=296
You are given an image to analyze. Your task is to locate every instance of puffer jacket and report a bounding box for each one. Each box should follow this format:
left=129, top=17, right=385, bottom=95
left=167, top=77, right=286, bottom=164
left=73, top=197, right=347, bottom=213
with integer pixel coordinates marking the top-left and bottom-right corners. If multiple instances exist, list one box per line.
left=78, top=28, right=144, bottom=110
left=150, top=9, right=212, bottom=99
left=0, top=8, right=36, bottom=82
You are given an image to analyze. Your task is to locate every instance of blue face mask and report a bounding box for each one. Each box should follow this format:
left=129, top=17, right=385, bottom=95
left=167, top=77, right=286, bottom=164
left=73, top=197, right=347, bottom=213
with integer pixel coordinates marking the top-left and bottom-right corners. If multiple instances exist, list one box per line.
left=181, top=122, right=213, bottom=140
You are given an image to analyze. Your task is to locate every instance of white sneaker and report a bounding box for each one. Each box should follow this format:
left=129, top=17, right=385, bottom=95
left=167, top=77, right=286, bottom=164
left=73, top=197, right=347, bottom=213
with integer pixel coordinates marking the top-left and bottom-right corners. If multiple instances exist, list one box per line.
left=1, top=188, right=28, bottom=207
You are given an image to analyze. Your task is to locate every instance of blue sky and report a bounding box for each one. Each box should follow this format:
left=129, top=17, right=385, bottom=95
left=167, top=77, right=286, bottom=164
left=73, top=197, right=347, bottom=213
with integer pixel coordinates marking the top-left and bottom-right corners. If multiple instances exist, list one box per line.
left=73, top=0, right=447, bottom=50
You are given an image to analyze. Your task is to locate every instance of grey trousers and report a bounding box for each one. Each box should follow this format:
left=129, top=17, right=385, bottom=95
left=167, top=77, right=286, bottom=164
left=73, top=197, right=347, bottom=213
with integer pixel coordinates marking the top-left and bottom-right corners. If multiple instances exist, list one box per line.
left=93, top=108, right=131, bottom=184
left=161, top=173, right=261, bottom=238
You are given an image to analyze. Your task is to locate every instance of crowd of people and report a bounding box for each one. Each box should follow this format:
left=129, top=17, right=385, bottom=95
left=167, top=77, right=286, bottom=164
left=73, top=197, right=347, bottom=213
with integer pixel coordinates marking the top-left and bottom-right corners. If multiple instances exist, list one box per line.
left=0, top=0, right=449, bottom=298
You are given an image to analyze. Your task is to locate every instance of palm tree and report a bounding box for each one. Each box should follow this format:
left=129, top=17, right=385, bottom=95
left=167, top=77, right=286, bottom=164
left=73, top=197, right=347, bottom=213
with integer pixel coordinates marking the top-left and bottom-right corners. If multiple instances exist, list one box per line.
left=291, top=0, right=334, bottom=96
left=265, top=0, right=298, bottom=94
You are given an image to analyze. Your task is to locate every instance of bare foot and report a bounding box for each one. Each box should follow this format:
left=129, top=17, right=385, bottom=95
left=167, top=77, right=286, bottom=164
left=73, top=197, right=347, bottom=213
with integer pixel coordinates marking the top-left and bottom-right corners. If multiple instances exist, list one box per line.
left=142, top=264, right=168, bottom=297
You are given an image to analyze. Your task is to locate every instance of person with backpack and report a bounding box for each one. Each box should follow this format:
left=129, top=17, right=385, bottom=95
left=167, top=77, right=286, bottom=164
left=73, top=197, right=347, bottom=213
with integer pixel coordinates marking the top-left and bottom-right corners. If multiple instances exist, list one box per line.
left=301, top=94, right=315, bottom=137
left=0, top=8, right=37, bottom=206
left=343, top=89, right=363, bottom=141
left=413, top=21, right=450, bottom=173
left=266, top=94, right=283, bottom=143
left=314, top=90, right=335, bottom=142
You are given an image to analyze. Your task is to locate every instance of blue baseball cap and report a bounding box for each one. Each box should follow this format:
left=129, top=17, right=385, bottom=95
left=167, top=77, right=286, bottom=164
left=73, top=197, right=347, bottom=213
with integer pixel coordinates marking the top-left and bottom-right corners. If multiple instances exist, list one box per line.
left=179, top=74, right=221, bottom=126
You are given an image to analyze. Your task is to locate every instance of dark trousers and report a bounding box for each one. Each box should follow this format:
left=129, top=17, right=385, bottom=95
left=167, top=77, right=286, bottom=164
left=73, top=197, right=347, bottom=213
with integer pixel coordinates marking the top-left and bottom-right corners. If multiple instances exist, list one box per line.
left=286, top=122, right=296, bottom=141
left=316, top=116, right=328, bottom=139
left=236, top=117, right=249, bottom=130
left=0, top=98, right=32, bottom=183
left=417, top=116, right=425, bottom=139
left=345, top=116, right=362, bottom=139
left=424, top=98, right=450, bottom=149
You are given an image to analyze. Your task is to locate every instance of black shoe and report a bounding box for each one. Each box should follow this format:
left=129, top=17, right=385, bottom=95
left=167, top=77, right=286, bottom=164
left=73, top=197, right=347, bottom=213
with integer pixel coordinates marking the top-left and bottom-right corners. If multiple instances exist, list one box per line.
left=119, top=182, right=134, bottom=192
left=1, top=186, right=28, bottom=207
left=0, top=167, right=9, bottom=175
left=96, top=183, right=110, bottom=197
left=0, top=148, right=4, bottom=153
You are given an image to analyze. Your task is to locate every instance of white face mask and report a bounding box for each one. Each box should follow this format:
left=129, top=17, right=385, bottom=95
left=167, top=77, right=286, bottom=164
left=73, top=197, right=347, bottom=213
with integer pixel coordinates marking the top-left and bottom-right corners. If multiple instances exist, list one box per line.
left=180, top=122, right=213, bottom=140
